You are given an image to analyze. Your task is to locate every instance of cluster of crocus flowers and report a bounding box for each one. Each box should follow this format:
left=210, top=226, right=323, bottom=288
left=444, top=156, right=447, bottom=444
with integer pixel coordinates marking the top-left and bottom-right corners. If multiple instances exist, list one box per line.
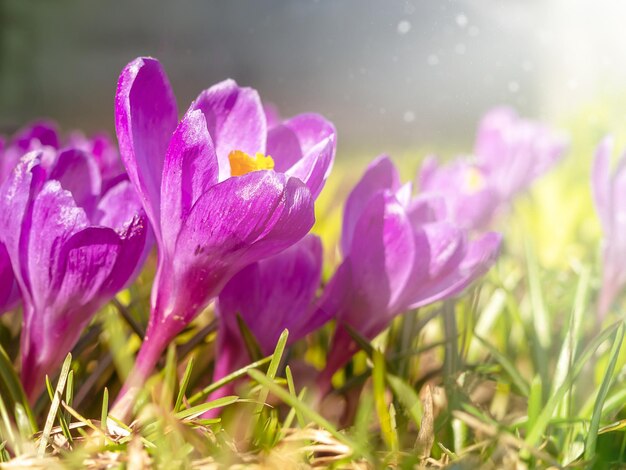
left=592, top=137, right=626, bottom=319
left=0, top=122, right=124, bottom=317
left=112, top=57, right=336, bottom=413
left=0, top=147, right=150, bottom=400
left=420, top=107, right=568, bottom=231
left=1, top=55, right=563, bottom=417
left=316, top=156, right=502, bottom=388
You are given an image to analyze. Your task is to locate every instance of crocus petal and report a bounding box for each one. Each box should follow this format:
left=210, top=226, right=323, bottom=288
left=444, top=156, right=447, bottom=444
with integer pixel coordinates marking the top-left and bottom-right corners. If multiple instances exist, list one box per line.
left=21, top=225, right=137, bottom=400
left=218, top=234, right=323, bottom=353
left=154, top=171, right=314, bottom=324
left=609, top=150, right=626, bottom=244
left=52, top=227, right=121, bottom=310
left=418, top=156, right=439, bottom=189
left=160, top=109, right=219, bottom=252
left=0, top=244, right=19, bottom=313
left=474, top=107, right=567, bottom=201
left=0, top=153, right=47, bottom=300
left=283, top=137, right=335, bottom=199
left=263, top=102, right=281, bottom=128
left=267, top=113, right=336, bottom=171
left=95, top=180, right=144, bottom=231
left=27, top=181, right=89, bottom=309
left=419, top=156, right=500, bottom=230
left=407, top=231, right=501, bottom=308
left=49, top=149, right=102, bottom=218
left=12, top=120, right=60, bottom=150
left=422, top=222, right=466, bottom=279
left=67, top=131, right=124, bottom=184
left=95, top=181, right=151, bottom=284
left=592, top=137, right=612, bottom=233
left=406, top=193, right=447, bottom=227
left=343, top=192, right=415, bottom=335
left=473, top=107, right=517, bottom=166
left=190, top=79, right=266, bottom=181
left=115, top=57, right=178, bottom=237
left=341, top=155, right=401, bottom=255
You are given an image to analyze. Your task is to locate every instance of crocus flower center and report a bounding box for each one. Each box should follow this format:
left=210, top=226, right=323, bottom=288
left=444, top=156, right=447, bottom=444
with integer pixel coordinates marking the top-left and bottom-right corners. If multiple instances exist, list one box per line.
left=228, top=150, right=275, bottom=176
left=464, top=167, right=486, bottom=193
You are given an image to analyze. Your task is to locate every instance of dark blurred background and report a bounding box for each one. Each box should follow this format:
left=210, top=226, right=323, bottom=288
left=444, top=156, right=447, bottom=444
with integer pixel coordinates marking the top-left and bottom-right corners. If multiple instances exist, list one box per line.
left=1, top=0, right=624, bottom=157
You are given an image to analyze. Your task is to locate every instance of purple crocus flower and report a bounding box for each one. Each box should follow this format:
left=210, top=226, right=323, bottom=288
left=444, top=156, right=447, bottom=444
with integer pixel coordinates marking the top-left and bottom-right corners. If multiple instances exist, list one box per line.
left=592, top=137, right=626, bottom=319
left=317, top=155, right=501, bottom=389
left=0, top=120, right=59, bottom=182
left=0, top=122, right=125, bottom=317
left=419, top=108, right=567, bottom=230
left=209, top=234, right=323, bottom=404
left=1, top=120, right=124, bottom=187
left=419, top=156, right=499, bottom=231
left=473, top=107, right=567, bottom=202
left=0, top=150, right=150, bottom=400
left=67, top=131, right=125, bottom=186
left=112, top=57, right=335, bottom=410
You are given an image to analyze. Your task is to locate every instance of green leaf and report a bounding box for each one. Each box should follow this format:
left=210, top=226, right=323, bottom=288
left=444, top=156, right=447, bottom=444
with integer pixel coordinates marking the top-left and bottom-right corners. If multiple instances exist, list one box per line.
left=526, top=375, right=543, bottom=434
left=101, top=388, right=109, bottom=431
left=236, top=312, right=264, bottom=362
left=552, top=266, right=590, bottom=412
left=0, top=342, right=36, bottom=433
left=285, top=365, right=305, bottom=429
left=174, top=395, right=239, bottom=420
left=525, top=321, right=621, bottom=449
left=386, top=373, right=423, bottom=430
left=174, top=356, right=195, bottom=413
left=247, top=368, right=370, bottom=461
left=38, top=353, right=72, bottom=456
left=474, top=335, right=530, bottom=396
left=584, top=322, right=624, bottom=461
left=187, top=356, right=272, bottom=405
left=253, top=329, right=289, bottom=420
left=372, top=348, right=398, bottom=451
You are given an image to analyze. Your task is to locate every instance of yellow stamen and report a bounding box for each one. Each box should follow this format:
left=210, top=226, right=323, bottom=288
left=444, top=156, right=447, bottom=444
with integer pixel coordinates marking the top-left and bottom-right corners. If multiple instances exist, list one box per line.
left=464, top=167, right=486, bottom=192
left=228, top=150, right=275, bottom=176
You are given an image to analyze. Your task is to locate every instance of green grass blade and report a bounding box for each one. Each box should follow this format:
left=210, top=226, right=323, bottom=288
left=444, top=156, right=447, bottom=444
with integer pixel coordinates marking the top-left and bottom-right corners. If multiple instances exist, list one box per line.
left=0, top=343, right=36, bottom=433
left=187, top=356, right=272, bottom=405
left=236, top=313, right=264, bottom=362
left=386, top=373, right=423, bottom=429
left=285, top=365, right=305, bottom=429
left=174, top=395, right=239, bottom=420
left=38, top=353, right=72, bottom=456
left=474, top=335, right=530, bottom=396
left=525, top=240, right=551, bottom=351
left=253, top=329, right=289, bottom=419
left=174, top=356, right=195, bottom=413
left=101, top=388, right=109, bottom=431
left=247, top=368, right=370, bottom=461
left=526, top=375, right=543, bottom=434
left=584, top=322, right=625, bottom=461
left=161, top=344, right=177, bottom=407
left=525, top=321, right=620, bottom=448
left=0, top=391, right=18, bottom=455
left=552, top=266, right=590, bottom=399
left=372, top=348, right=398, bottom=451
